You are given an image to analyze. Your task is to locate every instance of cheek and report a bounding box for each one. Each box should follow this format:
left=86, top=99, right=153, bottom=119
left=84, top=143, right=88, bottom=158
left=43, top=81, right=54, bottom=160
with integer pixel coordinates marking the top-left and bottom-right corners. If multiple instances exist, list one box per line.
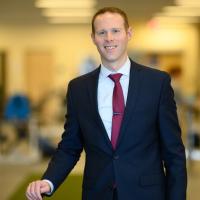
left=94, top=40, right=103, bottom=48
left=120, top=37, right=129, bottom=47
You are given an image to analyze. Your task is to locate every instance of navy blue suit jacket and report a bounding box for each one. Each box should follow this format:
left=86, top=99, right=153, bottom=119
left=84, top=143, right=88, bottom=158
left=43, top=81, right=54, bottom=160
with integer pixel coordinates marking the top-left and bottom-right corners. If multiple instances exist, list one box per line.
left=43, top=59, right=187, bottom=200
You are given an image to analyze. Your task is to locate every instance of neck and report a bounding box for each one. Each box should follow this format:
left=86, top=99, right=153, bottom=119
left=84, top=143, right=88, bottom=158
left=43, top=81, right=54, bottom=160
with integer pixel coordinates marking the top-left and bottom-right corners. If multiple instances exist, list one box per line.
left=102, top=56, right=128, bottom=72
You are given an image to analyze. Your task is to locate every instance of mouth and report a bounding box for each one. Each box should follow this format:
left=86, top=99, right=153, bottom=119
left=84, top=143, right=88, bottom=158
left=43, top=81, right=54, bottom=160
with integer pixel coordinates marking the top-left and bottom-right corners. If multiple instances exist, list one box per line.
left=104, top=45, right=117, bottom=50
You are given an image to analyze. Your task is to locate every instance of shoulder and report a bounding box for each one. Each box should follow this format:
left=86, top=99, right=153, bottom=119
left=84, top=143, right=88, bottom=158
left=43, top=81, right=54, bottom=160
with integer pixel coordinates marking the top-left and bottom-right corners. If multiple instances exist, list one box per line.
left=130, top=59, right=170, bottom=81
left=68, top=67, right=100, bottom=89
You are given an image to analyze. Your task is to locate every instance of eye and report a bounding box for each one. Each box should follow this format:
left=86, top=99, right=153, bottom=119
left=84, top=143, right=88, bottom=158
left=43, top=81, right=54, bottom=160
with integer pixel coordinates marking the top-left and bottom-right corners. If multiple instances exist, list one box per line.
left=112, top=29, right=120, bottom=33
left=97, top=30, right=106, bottom=36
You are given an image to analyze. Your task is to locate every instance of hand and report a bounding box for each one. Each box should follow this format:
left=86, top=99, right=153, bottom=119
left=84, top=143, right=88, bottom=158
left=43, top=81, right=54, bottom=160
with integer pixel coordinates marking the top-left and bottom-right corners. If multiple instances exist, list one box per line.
left=26, top=180, right=51, bottom=200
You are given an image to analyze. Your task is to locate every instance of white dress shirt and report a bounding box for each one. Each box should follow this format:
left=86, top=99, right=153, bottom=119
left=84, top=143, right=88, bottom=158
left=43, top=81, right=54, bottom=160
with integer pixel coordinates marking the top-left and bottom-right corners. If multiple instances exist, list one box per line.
left=97, top=58, right=131, bottom=139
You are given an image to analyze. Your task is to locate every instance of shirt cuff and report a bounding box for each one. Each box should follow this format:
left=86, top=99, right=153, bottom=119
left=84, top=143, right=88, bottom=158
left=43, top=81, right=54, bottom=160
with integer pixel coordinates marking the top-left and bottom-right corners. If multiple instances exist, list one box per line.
left=43, top=179, right=54, bottom=195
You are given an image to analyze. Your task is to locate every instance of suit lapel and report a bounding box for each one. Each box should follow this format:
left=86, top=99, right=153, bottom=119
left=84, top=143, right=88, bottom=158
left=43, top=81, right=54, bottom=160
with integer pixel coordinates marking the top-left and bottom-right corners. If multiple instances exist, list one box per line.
left=86, top=60, right=142, bottom=151
left=86, top=67, right=113, bottom=151
left=116, top=60, right=142, bottom=149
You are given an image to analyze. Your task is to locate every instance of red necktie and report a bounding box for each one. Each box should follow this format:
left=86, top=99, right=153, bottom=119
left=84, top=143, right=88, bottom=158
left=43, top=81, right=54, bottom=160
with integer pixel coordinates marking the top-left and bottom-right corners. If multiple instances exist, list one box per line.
left=109, top=73, right=125, bottom=149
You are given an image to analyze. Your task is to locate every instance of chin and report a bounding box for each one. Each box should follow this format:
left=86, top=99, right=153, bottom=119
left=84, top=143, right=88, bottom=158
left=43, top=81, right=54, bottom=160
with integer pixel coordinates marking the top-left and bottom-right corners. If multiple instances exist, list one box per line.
left=104, top=55, right=119, bottom=62
left=104, top=58, right=117, bottom=64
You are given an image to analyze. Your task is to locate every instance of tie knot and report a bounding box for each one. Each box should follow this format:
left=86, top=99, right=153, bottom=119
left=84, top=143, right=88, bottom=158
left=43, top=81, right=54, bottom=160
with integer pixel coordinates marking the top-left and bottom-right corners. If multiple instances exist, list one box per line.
left=109, top=73, right=123, bottom=83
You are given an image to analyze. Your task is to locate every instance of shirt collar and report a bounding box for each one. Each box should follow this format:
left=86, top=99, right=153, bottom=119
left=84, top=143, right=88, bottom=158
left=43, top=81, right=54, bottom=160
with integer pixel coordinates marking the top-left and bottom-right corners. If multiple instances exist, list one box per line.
left=100, top=57, right=131, bottom=78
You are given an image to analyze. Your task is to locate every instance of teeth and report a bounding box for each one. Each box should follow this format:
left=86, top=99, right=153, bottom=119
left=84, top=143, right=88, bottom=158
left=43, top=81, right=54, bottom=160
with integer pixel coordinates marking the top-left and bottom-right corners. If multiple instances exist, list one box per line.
left=105, top=46, right=116, bottom=49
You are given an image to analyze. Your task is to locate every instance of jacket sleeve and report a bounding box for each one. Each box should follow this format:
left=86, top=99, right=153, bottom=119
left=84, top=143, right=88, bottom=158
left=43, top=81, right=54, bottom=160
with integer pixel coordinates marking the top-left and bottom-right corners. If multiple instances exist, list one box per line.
left=158, top=73, right=187, bottom=200
left=42, top=81, right=83, bottom=194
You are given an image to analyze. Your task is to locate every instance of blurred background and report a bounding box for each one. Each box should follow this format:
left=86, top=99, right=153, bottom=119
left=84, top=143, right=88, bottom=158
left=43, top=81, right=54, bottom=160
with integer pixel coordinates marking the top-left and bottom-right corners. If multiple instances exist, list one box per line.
left=0, top=0, right=200, bottom=199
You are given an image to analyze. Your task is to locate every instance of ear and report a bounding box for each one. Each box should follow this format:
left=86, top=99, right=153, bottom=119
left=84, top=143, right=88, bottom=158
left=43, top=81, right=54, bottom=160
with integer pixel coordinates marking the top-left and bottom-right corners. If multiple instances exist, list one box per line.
left=91, top=33, right=96, bottom=44
left=127, top=27, right=133, bottom=40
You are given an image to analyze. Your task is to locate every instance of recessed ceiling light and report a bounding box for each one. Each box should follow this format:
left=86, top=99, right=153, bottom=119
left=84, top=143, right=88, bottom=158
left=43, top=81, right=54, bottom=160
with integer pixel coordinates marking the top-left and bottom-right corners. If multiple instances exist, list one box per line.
left=42, top=8, right=95, bottom=17
left=163, top=6, right=200, bottom=17
left=176, top=0, right=200, bottom=7
left=35, top=0, right=97, bottom=9
left=154, top=15, right=199, bottom=23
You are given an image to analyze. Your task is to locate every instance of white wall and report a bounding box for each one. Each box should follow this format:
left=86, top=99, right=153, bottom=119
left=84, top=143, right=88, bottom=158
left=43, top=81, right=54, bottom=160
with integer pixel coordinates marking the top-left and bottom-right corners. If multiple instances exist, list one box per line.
left=0, top=22, right=199, bottom=97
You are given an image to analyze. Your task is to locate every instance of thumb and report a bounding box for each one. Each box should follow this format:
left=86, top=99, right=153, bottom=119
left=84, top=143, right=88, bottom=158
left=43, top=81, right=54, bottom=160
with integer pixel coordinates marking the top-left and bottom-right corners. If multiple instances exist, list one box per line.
left=40, top=182, right=51, bottom=194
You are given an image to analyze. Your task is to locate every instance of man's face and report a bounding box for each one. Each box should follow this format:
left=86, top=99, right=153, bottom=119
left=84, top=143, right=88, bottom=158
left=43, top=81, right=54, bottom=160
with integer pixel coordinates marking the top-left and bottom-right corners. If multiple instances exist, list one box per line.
left=91, top=12, right=132, bottom=69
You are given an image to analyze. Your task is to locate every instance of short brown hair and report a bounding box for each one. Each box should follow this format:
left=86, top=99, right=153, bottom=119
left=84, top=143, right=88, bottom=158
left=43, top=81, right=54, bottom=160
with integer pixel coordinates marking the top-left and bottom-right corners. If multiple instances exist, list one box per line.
left=91, top=7, right=130, bottom=34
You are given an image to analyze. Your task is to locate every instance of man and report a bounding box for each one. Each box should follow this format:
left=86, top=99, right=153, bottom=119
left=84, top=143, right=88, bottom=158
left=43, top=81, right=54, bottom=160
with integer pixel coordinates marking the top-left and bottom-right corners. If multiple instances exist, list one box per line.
left=26, top=7, right=187, bottom=200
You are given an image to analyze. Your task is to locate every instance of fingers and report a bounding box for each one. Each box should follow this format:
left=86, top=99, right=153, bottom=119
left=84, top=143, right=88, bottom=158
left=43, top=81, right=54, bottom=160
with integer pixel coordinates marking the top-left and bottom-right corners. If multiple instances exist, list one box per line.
left=40, top=183, right=51, bottom=194
left=35, top=181, right=43, bottom=200
left=26, top=180, right=44, bottom=200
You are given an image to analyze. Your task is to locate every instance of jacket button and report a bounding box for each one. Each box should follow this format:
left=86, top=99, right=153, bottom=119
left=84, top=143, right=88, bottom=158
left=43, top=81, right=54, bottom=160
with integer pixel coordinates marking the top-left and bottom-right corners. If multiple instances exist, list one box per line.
left=108, top=185, right=114, bottom=190
left=108, top=184, right=116, bottom=190
left=113, top=155, right=119, bottom=160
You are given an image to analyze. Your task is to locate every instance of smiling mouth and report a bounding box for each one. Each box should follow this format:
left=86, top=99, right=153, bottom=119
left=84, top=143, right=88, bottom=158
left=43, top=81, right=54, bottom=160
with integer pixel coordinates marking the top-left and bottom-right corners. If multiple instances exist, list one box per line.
left=104, top=45, right=117, bottom=50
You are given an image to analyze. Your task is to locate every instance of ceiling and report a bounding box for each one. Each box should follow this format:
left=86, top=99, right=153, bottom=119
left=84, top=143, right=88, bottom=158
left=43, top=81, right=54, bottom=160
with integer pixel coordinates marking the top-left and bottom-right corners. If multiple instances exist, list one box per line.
left=0, top=0, right=176, bottom=25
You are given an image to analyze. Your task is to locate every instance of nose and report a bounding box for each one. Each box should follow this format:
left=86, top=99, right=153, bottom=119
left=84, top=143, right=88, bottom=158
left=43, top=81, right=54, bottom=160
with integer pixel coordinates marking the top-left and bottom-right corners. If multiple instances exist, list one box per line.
left=105, top=32, right=113, bottom=42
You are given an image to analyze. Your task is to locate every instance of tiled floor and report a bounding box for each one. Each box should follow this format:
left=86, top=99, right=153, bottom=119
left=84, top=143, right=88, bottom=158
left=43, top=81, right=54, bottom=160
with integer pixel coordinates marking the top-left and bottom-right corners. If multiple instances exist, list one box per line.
left=0, top=155, right=200, bottom=200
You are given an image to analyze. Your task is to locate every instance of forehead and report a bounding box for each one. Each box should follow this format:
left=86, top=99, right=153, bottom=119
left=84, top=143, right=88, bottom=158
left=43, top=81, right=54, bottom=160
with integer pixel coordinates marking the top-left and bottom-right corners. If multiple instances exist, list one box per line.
left=94, top=12, right=125, bottom=30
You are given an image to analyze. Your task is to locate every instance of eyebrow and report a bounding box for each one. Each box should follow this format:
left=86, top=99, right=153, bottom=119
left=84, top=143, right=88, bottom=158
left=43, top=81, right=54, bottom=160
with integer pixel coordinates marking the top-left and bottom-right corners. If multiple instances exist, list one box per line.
left=96, top=28, right=121, bottom=32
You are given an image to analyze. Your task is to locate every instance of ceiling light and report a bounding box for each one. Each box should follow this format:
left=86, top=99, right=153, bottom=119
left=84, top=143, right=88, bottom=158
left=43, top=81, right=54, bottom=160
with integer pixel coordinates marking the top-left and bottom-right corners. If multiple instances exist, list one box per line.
left=154, top=15, right=199, bottom=23
left=42, top=8, right=95, bottom=17
left=163, top=6, right=200, bottom=17
left=35, top=0, right=96, bottom=24
left=176, top=0, right=200, bottom=7
left=36, top=0, right=97, bottom=9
